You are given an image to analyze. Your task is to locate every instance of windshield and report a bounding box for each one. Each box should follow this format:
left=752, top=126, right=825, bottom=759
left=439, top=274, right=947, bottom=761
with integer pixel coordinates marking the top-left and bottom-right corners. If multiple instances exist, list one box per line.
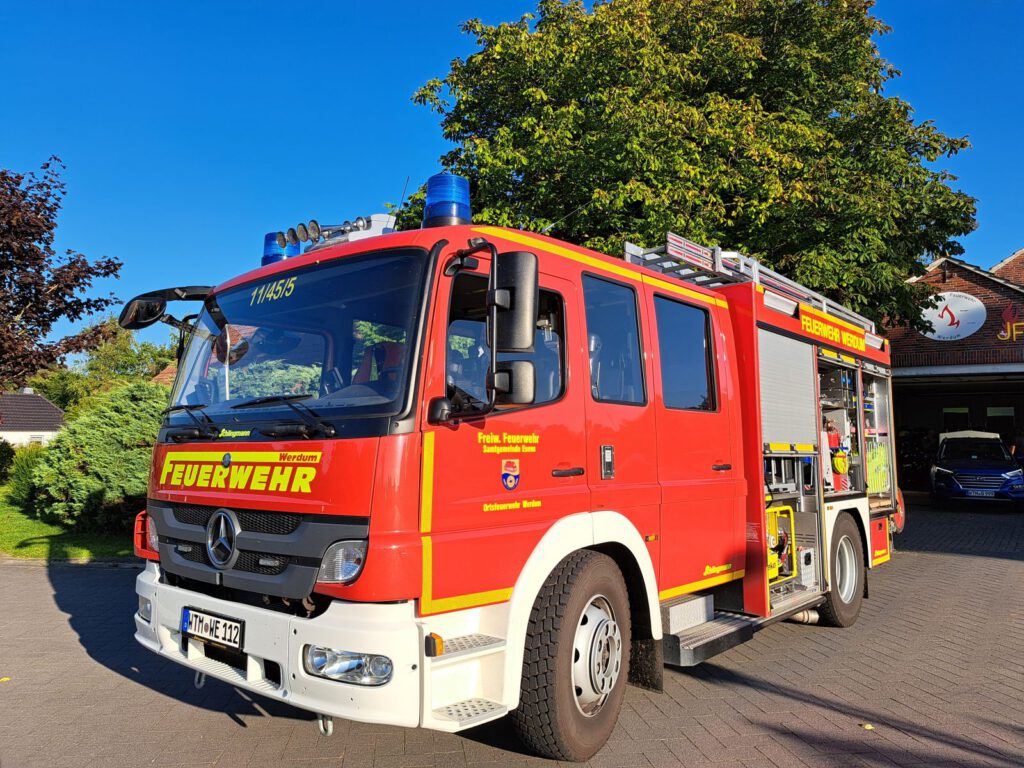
left=168, top=248, right=428, bottom=431
left=939, top=439, right=1011, bottom=463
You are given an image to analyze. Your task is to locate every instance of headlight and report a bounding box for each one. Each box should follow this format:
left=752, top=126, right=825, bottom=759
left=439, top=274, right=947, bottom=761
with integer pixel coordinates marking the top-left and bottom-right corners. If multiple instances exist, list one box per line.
left=934, top=467, right=954, bottom=477
left=146, top=513, right=159, bottom=552
left=318, top=540, right=367, bottom=584
left=1004, top=469, right=1023, bottom=480
left=303, top=645, right=392, bottom=685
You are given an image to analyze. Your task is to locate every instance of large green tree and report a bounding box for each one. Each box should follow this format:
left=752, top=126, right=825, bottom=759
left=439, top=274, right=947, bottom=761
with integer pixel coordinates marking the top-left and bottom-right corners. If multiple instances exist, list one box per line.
left=411, top=0, right=975, bottom=328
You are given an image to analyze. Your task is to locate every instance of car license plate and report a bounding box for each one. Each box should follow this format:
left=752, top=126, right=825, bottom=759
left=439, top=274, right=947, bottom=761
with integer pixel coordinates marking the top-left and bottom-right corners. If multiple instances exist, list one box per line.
left=181, top=608, right=244, bottom=650
left=965, top=489, right=996, bottom=498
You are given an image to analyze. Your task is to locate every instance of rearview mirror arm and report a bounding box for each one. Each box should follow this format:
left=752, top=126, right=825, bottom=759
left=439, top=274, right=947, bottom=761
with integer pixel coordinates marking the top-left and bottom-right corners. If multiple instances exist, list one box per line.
left=452, top=238, right=503, bottom=418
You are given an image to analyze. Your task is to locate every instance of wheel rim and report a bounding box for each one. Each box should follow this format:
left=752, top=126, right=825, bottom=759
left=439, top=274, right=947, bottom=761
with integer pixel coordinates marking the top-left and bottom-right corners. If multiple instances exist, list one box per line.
left=571, top=594, right=622, bottom=717
left=835, top=535, right=858, bottom=603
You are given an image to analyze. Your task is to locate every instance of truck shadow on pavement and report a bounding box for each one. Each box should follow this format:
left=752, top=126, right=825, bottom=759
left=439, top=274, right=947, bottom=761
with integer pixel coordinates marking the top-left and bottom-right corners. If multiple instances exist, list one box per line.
left=45, top=561, right=313, bottom=727
left=675, top=661, right=1021, bottom=767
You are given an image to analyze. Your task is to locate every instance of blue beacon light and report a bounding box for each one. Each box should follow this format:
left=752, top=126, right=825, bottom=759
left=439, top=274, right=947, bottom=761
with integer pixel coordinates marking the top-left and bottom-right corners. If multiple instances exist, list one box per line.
left=422, top=172, right=472, bottom=228
left=262, top=233, right=285, bottom=266
left=263, top=232, right=302, bottom=266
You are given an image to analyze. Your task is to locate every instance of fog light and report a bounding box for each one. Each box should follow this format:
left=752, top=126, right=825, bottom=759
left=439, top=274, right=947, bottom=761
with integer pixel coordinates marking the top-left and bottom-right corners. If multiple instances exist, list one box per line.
left=302, top=645, right=392, bottom=686
left=318, top=540, right=367, bottom=584
left=138, top=596, right=152, bottom=622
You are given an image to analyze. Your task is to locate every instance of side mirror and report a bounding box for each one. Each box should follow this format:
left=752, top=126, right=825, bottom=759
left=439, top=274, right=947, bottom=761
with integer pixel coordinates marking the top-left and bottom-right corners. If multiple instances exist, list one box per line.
left=491, top=360, right=535, bottom=406
left=490, top=251, right=538, bottom=353
left=118, top=296, right=166, bottom=330
left=427, top=397, right=453, bottom=425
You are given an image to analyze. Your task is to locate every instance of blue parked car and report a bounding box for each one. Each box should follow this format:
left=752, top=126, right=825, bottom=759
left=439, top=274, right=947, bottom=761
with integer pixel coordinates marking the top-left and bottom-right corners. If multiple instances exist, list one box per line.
left=930, top=431, right=1024, bottom=506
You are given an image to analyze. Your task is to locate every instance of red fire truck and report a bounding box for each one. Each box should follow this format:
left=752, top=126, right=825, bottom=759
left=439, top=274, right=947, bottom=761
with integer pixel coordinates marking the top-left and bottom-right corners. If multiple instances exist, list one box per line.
left=122, top=176, right=903, bottom=761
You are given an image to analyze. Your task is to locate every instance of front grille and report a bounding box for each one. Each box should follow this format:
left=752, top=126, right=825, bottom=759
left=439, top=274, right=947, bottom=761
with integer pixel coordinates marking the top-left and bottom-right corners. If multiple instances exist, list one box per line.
left=152, top=497, right=369, bottom=600
left=955, top=474, right=1005, bottom=490
left=173, top=504, right=212, bottom=527
left=235, top=550, right=290, bottom=576
left=176, top=543, right=207, bottom=564
left=172, top=503, right=301, bottom=535
left=168, top=540, right=290, bottom=575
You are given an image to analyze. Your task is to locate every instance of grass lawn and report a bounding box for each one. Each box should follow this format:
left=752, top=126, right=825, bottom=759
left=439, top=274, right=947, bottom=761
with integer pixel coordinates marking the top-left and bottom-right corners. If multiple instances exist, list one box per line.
left=0, top=488, right=133, bottom=561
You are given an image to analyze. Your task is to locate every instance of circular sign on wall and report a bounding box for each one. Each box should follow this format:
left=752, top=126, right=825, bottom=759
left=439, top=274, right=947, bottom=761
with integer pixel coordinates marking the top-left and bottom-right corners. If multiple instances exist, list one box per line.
left=919, top=291, right=987, bottom=341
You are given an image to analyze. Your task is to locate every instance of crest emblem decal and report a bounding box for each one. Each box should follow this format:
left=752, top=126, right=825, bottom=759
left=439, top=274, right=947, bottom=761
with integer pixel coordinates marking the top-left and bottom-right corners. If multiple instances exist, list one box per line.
left=501, top=459, right=520, bottom=491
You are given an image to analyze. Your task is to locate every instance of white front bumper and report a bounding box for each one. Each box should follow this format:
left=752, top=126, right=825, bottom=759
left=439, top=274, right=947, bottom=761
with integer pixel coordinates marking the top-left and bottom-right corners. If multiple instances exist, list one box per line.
left=134, top=562, right=422, bottom=727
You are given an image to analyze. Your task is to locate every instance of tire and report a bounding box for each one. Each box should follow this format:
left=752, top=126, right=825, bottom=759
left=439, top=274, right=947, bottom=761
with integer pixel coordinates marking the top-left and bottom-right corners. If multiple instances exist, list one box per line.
left=819, top=512, right=865, bottom=628
left=512, top=550, right=631, bottom=762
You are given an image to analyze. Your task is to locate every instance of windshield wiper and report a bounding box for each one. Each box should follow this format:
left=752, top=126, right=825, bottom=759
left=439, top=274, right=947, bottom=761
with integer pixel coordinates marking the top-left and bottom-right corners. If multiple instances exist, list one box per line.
left=231, top=395, right=336, bottom=438
left=162, top=403, right=218, bottom=440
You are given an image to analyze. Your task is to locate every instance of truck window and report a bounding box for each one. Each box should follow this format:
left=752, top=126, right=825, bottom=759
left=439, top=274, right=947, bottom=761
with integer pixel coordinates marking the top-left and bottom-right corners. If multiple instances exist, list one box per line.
left=210, top=326, right=326, bottom=401
left=446, top=274, right=565, bottom=411
left=653, top=296, right=716, bottom=411
left=582, top=275, right=644, bottom=405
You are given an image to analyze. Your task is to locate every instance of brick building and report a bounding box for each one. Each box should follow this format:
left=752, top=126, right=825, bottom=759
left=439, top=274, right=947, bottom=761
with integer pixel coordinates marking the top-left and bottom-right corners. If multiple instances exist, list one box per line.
left=886, top=248, right=1024, bottom=486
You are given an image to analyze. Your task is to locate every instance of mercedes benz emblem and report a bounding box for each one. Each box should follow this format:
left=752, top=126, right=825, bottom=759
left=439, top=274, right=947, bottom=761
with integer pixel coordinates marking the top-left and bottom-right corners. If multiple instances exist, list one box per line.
left=206, top=508, right=240, bottom=569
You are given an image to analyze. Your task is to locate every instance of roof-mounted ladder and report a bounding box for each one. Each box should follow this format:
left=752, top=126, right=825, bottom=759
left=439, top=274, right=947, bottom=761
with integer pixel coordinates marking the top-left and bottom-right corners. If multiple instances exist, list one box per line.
left=624, top=233, right=876, bottom=333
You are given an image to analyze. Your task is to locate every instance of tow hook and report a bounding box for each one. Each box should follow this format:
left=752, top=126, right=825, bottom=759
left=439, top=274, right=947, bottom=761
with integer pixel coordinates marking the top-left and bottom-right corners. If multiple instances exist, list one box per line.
left=194, top=671, right=206, bottom=689
left=317, top=714, right=334, bottom=737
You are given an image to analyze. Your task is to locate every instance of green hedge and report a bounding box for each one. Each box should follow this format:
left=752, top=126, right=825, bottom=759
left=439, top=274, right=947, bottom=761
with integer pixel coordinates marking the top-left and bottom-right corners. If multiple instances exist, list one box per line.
left=8, top=444, right=46, bottom=509
left=0, top=439, right=14, bottom=483
left=30, top=382, right=168, bottom=529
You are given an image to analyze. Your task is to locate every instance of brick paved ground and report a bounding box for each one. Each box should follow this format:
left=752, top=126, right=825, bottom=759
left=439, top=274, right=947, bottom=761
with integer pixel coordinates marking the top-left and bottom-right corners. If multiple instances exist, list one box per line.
left=1, top=500, right=1021, bottom=768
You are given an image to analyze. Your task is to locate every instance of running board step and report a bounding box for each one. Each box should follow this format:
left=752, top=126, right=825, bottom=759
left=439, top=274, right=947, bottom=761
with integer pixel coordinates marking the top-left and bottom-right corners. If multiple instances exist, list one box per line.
left=664, top=596, right=825, bottom=667
left=430, top=633, right=505, bottom=666
left=661, top=594, right=714, bottom=635
left=432, top=698, right=508, bottom=728
left=664, top=613, right=754, bottom=666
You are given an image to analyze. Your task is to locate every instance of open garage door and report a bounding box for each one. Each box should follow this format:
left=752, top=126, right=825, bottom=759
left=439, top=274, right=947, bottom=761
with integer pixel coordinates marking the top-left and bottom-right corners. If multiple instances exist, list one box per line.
left=893, top=372, right=1024, bottom=488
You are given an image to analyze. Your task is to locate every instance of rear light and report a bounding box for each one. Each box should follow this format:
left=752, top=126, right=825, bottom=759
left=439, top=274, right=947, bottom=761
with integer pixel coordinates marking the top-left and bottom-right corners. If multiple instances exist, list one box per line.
left=134, top=511, right=160, bottom=561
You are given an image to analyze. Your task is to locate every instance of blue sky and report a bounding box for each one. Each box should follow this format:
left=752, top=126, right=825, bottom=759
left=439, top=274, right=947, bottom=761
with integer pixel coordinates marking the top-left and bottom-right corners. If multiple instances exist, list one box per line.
left=2, top=1, right=1021, bottom=346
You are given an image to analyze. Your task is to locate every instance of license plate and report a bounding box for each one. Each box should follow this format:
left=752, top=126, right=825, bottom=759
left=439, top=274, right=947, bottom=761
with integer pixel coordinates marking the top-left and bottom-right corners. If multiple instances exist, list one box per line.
left=965, top=489, right=996, bottom=498
left=181, top=608, right=244, bottom=650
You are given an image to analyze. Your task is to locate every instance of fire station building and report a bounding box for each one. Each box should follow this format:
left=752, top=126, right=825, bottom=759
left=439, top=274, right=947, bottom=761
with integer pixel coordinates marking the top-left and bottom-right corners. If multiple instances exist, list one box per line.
left=886, top=248, right=1024, bottom=487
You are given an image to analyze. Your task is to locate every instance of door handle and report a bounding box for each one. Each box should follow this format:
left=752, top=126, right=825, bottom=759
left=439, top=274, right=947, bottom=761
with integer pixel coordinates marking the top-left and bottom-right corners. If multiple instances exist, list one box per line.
left=552, top=467, right=585, bottom=477
left=711, top=463, right=733, bottom=472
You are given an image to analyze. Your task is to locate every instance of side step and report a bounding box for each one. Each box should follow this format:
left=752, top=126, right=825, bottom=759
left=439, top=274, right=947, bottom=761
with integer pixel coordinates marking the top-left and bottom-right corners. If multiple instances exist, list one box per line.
left=433, top=633, right=504, bottom=663
left=432, top=698, right=508, bottom=728
left=664, top=595, right=824, bottom=667
left=661, top=594, right=714, bottom=635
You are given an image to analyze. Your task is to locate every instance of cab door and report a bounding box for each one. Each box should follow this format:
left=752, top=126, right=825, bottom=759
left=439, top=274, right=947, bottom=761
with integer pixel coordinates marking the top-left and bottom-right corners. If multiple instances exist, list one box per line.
left=644, top=285, right=745, bottom=599
left=579, top=274, right=661, bottom=573
left=420, top=261, right=588, bottom=614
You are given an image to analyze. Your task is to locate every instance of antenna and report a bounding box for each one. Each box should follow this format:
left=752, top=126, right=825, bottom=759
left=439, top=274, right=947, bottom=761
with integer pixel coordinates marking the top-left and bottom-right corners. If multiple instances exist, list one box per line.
left=395, top=175, right=410, bottom=213
left=540, top=196, right=597, bottom=235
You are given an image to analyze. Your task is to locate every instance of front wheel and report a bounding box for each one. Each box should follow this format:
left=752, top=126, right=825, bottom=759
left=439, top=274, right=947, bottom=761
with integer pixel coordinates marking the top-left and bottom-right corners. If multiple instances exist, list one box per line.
left=819, top=512, right=865, bottom=628
left=512, top=550, right=631, bottom=762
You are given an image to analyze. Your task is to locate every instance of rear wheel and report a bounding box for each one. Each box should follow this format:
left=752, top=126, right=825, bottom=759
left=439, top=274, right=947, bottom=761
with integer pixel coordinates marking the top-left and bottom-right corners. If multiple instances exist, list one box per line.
left=512, top=550, right=631, bottom=762
left=819, top=513, right=865, bottom=628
